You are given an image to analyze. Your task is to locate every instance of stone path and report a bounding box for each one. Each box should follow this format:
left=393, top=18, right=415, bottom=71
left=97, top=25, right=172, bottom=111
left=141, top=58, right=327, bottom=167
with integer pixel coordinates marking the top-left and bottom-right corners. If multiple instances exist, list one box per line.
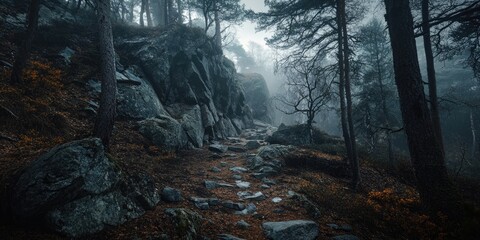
left=159, top=123, right=358, bottom=240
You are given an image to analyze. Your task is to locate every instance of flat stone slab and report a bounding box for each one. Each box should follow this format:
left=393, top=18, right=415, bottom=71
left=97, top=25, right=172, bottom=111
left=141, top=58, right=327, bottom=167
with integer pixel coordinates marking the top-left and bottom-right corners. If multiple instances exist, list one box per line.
left=204, top=180, right=234, bottom=190
left=218, top=234, right=245, bottom=240
left=209, top=144, right=228, bottom=153
left=272, top=197, right=282, bottom=203
left=222, top=200, right=245, bottom=211
left=262, top=220, right=319, bottom=240
left=331, top=235, right=360, bottom=240
left=230, top=166, right=248, bottom=173
left=236, top=180, right=251, bottom=189
left=228, top=146, right=247, bottom=153
left=237, top=191, right=266, bottom=201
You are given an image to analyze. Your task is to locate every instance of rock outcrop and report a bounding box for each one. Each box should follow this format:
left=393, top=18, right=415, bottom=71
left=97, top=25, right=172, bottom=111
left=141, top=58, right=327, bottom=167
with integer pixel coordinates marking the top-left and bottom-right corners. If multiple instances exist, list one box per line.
left=113, top=25, right=253, bottom=149
left=9, top=138, right=160, bottom=237
left=237, top=73, right=273, bottom=124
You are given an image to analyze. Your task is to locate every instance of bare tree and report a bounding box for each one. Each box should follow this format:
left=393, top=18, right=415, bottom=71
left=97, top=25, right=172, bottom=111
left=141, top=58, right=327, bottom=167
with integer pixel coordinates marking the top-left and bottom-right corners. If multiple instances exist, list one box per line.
left=94, top=0, right=117, bottom=147
left=276, top=61, right=333, bottom=143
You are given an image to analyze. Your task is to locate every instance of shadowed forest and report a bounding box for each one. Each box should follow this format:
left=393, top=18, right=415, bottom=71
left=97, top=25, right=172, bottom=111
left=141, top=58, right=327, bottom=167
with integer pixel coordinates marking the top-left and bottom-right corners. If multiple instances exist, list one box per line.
left=1, top=0, right=480, bottom=239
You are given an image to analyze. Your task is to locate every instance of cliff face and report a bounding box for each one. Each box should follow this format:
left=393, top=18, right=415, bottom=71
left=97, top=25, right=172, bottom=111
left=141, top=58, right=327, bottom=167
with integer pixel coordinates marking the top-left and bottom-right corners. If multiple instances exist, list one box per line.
left=97, top=26, right=253, bottom=148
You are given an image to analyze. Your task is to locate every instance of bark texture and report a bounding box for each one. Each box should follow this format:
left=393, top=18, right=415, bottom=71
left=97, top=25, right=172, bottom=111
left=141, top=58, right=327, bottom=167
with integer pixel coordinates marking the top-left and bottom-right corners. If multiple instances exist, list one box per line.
left=422, top=0, right=444, bottom=155
left=340, top=0, right=360, bottom=188
left=384, top=0, right=462, bottom=217
left=94, top=0, right=117, bottom=147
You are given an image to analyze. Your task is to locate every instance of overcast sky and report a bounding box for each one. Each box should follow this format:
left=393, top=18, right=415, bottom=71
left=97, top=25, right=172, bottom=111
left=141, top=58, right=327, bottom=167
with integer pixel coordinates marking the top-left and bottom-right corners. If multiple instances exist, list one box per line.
left=236, top=0, right=271, bottom=49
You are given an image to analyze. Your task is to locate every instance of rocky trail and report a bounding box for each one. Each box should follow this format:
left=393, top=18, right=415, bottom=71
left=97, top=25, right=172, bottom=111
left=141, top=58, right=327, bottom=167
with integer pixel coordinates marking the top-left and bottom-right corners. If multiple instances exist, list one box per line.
left=91, top=123, right=359, bottom=240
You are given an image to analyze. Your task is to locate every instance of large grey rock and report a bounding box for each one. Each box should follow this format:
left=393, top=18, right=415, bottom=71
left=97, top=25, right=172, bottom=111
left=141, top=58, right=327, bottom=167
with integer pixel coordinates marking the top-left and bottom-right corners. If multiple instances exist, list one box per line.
left=88, top=66, right=168, bottom=120
left=167, top=104, right=204, bottom=147
left=257, top=144, right=293, bottom=160
left=262, top=220, right=319, bottom=240
left=161, top=187, right=183, bottom=202
left=117, top=67, right=168, bottom=119
left=209, top=144, right=228, bottom=153
left=236, top=220, right=251, bottom=229
left=10, top=138, right=159, bottom=237
left=138, top=116, right=188, bottom=151
left=165, top=208, right=203, bottom=240
left=266, top=124, right=342, bottom=146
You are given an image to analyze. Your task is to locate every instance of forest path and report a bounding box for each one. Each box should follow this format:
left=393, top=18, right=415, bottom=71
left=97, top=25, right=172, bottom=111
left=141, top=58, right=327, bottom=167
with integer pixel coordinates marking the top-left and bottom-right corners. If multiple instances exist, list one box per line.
left=100, top=123, right=358, bottom=240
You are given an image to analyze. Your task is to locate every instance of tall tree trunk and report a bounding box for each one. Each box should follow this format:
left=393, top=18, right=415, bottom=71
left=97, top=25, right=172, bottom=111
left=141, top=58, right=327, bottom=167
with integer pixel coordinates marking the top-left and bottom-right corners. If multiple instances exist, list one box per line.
left=422, top=0, right=444, bottom=155
left=471, top=110, right=477, bottom=160
left=167, top=0, right=173, bottom=24
left=176, top=0, right=183, bottom=23
left=94, top=0, right=117, bottom=147
left=156, top=0, right=166, bottom=27
left=336, top=1, right=353, bottom=169
left=214, top=2, right=222, bottom=48
left=128, top=1, right=135, bottom=23
left=146, top=0, right=152, bottom=26
left=188, top=0, right=192, bottom=26
left=10, top=0, right=40, bottom=85
left=140, top=0, right=145, bottom=26
left=119, top=0, right=126, bottom=21
left=340, top=0, right=360, bottom=189
left=384, top=0, right=462, bottom=217
left=376, top=44, right=394, bottom=164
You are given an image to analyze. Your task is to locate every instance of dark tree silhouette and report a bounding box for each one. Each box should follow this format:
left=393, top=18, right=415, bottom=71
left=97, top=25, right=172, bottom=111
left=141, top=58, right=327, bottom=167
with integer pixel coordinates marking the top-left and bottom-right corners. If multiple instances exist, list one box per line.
left=256, top=0, right=362, bottom=188
left=94, top=0, right=117, bottom=147
left=276, top=61, right=333, bottom=143
left=10, top=0, right=41, bottom=85
left=384, top=0, right=462, bottom=217
left=422, top=0, right=444, bottom=155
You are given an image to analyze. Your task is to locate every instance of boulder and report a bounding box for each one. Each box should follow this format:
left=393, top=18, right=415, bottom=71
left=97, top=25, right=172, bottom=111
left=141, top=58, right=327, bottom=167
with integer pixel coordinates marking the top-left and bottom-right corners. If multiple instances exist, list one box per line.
left=237, top=73, right=273, bottom=124
left=257, top=144, right=293, bottom=160
left=209, top=144, right=228, bottom=153
left=10, top=138, right=159, bottom=237
left=267, top=124, right=342, bottom=146
left=262, top=220, right=319, bottom=240
left=245, top=140, right=261, bottom=150
left=165, top=208, right=203, bottom=240
left=117, top=70, right=168, bottom=119
left=161, top=187, right=183, bottom=202
left=236, top=220, right=251, bottom=229
left=167, top=104, right=204, bottom=147
left=138, top=116, right=189, bottom=151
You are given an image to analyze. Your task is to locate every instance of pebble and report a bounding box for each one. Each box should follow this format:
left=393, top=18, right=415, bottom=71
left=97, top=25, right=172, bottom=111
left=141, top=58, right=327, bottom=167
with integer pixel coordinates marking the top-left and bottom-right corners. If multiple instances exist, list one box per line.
left=272, top=197, right=282, bottom=203
left=236, top=220, right=251, bottom=229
